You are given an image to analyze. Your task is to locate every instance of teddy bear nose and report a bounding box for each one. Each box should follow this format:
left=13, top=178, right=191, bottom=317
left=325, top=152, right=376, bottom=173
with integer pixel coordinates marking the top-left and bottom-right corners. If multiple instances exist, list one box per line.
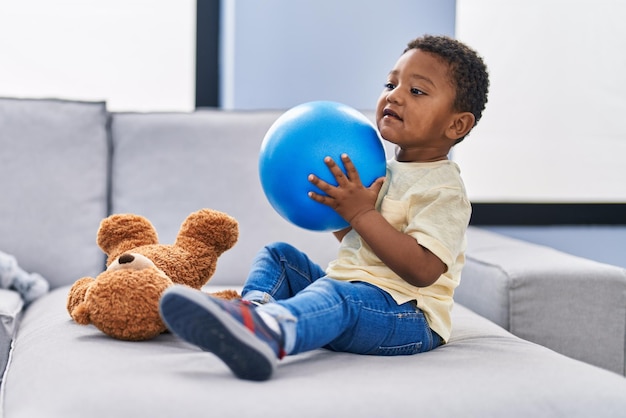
left=119, top=254, right=135, bottom=264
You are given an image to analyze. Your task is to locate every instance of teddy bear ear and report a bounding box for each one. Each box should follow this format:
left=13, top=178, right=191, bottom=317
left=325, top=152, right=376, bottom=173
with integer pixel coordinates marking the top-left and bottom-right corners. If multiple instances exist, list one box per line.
left=97, top=214, right=159, bottom=259
left=175, top=209, right=239, bottom=256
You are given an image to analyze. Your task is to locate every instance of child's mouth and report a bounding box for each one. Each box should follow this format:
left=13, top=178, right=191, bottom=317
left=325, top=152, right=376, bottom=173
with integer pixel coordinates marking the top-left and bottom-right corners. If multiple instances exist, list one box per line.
left=383, top=108, right=402, bottom=121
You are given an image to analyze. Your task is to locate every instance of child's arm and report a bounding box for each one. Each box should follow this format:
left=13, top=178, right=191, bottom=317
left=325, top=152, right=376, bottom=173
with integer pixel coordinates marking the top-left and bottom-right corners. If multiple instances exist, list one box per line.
left=308, top=154, right=445, bottom=287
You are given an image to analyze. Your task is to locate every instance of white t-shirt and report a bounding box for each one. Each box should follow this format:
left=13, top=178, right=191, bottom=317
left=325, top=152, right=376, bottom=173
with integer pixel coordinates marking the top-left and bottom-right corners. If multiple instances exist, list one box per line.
left=325, top=158, right=471, bottom=342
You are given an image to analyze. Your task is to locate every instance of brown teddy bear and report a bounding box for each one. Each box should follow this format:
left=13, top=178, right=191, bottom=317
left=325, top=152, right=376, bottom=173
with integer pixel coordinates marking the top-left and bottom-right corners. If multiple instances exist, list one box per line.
left=66, top=209, right=240, bottom=341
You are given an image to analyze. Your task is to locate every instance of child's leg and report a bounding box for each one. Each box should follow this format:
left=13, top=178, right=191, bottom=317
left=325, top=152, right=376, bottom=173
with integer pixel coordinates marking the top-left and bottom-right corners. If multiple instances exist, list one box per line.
left=160, top=286, right=284, bottom=381
left=242, top=242, right=326, bottom=304
left=159, top=276, right=440, bottom=381
left=260, top=278, right=441, bottom=355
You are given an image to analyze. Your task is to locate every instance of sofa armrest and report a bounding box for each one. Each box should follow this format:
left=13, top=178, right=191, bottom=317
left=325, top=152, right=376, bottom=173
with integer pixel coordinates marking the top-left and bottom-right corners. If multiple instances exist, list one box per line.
left=0, top=289, right=23, bottom=382
left=457, top=226, right=626, bottom=375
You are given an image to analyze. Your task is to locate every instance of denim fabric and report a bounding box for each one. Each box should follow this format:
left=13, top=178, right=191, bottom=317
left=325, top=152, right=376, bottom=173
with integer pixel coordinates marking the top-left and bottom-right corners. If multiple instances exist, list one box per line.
left=242, top=242, right=441, bottom=356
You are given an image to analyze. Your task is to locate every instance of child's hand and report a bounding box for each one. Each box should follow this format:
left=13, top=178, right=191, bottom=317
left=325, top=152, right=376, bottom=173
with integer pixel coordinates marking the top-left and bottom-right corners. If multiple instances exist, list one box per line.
left=308, top=154, right=385, bottom=225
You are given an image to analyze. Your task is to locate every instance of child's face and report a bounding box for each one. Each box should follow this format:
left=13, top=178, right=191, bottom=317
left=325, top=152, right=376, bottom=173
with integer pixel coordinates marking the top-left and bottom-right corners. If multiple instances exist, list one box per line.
left=376, top=48, right=461, bottom=162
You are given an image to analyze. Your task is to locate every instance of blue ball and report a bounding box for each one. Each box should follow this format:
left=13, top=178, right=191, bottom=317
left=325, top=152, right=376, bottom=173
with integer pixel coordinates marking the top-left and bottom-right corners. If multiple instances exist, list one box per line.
left=259, top=101, right=387, bottom=231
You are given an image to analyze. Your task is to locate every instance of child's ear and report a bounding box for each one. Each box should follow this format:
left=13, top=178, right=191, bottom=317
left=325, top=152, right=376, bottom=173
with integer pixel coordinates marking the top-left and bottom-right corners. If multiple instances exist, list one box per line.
left=446, top=112, right=475, bottom=141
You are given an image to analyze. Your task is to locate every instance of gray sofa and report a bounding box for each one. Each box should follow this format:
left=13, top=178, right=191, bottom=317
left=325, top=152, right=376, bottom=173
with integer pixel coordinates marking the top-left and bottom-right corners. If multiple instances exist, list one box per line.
left=1, top=97, right=626, bottom=417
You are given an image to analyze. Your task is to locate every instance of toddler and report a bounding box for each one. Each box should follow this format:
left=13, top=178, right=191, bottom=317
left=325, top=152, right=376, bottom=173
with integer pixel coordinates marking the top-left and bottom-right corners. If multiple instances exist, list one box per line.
left=159, top=34, right=489, bottom=381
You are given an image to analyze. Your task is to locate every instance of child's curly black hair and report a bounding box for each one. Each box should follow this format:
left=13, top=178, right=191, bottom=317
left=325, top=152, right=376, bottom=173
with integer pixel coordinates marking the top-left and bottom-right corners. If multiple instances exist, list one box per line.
left=405, top=35, right=489, bottom=143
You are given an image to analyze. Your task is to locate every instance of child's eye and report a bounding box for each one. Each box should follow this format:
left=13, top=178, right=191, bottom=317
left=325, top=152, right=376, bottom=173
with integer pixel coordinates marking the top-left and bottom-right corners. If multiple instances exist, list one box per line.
left=384, top=82, right=396, bottom=90
left=411, top=87, right=425, bottom=96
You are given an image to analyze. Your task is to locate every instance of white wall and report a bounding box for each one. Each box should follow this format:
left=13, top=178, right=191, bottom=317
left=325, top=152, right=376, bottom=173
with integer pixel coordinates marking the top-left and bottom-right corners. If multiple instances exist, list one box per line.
left=220, top=0, right=455, bottom=110
left=0, top=1, right=455, bottom=112
left=0, top=0, right=196, bottom=112
left=454, top=0, right=626, bottom=203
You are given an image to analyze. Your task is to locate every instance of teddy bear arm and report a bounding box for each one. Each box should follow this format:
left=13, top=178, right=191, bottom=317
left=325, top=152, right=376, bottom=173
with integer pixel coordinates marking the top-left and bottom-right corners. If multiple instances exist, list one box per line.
left=208, top=289, right=241, bottom=300
left=66, top=277, right=95, bottom=316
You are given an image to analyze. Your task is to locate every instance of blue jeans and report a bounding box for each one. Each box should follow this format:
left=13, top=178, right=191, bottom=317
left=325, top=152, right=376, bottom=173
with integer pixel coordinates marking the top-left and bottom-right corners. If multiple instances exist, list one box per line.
left=242, top=242, right=442, bottom=356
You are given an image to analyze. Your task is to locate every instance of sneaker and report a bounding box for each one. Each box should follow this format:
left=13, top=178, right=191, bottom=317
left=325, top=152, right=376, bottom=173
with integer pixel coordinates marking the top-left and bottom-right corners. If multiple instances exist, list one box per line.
left=159, top=285, right=285, bottom=381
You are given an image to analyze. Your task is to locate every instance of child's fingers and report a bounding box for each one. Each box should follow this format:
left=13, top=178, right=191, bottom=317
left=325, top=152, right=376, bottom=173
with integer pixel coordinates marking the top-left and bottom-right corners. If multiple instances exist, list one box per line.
left=339, top=154, right=362, bottom=183
left=308, top=173, right=329, bottom=191
left=307, top=189, right=328, bottom=204
left=307, top=176, right=335, bottom=206
left=369, top=176, right=386, bottom=194
left=308, top=173, right=336, bottom=199
left=323, top=156, right=349, bottom=186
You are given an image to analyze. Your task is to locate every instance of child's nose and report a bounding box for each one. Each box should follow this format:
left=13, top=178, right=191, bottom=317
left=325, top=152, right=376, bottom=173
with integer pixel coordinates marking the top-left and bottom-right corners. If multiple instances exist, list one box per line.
left=386, top=87, right=402, bottom=104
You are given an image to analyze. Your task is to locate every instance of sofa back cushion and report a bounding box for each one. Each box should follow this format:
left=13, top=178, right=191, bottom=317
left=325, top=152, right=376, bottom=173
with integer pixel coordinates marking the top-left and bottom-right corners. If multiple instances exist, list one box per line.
left=110, top=110, right=340, bottom=286
left=0, top=98, right=109, bottom=288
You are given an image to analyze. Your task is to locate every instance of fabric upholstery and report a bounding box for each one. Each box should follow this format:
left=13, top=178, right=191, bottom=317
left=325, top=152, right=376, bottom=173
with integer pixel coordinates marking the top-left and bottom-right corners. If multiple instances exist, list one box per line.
left=110, top=111, right=340, bottom=286
left=458, top=226, right=626, bottom=375
left=0, top=98, right=109, bottom=289
left=3, top=101, right=626, bottom=418
left=3, top=286, right=626, bottom=418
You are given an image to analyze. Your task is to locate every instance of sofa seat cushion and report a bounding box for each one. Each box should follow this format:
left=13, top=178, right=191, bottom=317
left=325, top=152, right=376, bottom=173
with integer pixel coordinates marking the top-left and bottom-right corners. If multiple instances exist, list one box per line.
left=0, top=98, right=109, bottom=289
left=2, top=286, right=626, bottom=417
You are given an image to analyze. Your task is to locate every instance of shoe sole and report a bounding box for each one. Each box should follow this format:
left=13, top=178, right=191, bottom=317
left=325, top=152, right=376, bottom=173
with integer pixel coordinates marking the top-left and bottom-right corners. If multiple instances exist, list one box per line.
left=159, top=286, right=276, bottom=381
